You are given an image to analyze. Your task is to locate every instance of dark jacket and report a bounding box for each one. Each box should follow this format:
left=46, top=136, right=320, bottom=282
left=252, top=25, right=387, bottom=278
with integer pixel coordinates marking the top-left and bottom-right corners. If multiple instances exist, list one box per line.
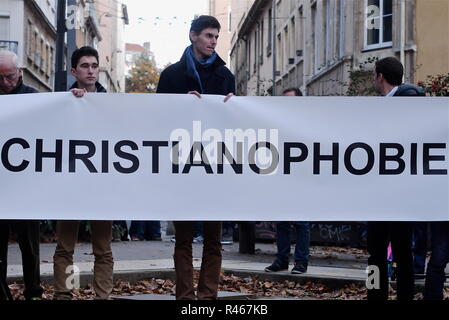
left=1, top=79, right=38, bottom=95
left=394, top=83, right=425, bottom=96
left=156, top=50, right=235, bottom=95
left=69, top=81, right=107, bottom=93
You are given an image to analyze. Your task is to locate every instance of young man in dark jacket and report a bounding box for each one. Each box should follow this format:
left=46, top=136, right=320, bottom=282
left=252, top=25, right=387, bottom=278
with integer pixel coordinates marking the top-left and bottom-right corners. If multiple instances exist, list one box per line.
left=68, top=46, right=107, bottom=96
left=368, top=56, right=425, bottom=301
left=53, top=46, right=113, bottom=300
left=156, top=15, right=235, bottom=300
left=0, top=50, right=43, bottom=300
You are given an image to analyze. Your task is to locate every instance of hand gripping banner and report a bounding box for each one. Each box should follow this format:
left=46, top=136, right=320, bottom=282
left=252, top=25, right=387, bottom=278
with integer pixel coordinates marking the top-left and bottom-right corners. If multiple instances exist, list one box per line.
left=0, top=93, right=448, bottom=221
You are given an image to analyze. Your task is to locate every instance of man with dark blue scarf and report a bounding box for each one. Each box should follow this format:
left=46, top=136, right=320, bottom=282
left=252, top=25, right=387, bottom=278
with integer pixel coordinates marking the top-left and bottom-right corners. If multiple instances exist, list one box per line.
left=157, top=16, right=235, bottom=100
left=157, top=15, right=235, bottom=300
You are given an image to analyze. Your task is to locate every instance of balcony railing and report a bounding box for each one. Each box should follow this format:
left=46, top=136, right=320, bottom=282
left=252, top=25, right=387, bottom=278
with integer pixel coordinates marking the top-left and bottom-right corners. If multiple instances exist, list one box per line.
left=0, top=41, right=18, bottom=54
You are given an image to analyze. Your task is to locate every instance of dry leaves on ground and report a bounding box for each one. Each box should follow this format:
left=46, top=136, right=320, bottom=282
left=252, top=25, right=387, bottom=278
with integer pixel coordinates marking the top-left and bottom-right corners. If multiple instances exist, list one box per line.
left=8, top=272, right=447, bottom=301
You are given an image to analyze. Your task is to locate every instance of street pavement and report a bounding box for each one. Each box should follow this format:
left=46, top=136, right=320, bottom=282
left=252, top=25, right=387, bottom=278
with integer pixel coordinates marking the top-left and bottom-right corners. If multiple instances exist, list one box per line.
left=4, top=230, right=448, bottom=299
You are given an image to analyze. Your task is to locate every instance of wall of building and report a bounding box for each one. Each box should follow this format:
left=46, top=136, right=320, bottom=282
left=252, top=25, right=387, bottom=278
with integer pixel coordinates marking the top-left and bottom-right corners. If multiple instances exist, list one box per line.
left=22, top=0, right=57, bottom=92
left=34, top=0, right=57, bottom=28
left=0, top=0, right=25, bottom=61
left=231, top=0, right=445, bottom=96
left=209, top=0, right=232, bottom=64
left=415, top=0, right=449, bottom=83
left=95, top=0, right=126, bottom=92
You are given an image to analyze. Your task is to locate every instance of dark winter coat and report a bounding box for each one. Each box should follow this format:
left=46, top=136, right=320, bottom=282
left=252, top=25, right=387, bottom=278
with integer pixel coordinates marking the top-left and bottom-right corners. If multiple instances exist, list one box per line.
left=394, top=83, right=425, bottom=96
left=156, top=51, right=235, bottom=95
left=69, top=81, right=107, bottom=93
left=1, top=79, right=38, bottom=95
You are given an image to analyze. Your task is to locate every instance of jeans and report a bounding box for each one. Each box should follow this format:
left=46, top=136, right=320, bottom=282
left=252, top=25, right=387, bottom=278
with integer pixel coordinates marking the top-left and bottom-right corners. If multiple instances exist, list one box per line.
left=275, top=222, right=310, bottom=266
left=412, top=222, right=428, bottom=274
left=221, top=222, right=234, bottom=239
left=130, top=221, right=161, bottom=240
left=194, top=221, right=203, bottom=238
left=424, top=222, right=449, bottom=300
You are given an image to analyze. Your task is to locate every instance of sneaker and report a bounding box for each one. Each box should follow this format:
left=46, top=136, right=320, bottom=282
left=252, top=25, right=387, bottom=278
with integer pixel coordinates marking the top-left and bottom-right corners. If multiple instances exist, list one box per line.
left=170, top=237, right=176, bottom=243
left=193, top=235, right=204, bottom=243
left=291, top=263, right=307, bottom=274
left=264, top=261, right=288, bottom=272
left=221, top=234, right=233, bottom=245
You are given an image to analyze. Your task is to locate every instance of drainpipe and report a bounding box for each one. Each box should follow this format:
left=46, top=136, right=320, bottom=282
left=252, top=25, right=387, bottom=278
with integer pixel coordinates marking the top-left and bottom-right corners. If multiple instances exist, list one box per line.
left=400, top=0, right=406, bottom=81
left=272, top=0, right=276, bottom=96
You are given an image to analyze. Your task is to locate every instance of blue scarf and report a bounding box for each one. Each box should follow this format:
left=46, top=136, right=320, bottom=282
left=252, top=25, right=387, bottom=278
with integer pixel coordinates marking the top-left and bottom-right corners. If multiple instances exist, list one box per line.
left=184, top=45, right=217, bottom=94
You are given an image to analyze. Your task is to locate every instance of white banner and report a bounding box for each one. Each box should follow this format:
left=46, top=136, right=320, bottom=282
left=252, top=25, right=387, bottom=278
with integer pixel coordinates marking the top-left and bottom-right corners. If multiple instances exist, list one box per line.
left=0, top=92, right=448, bottom=221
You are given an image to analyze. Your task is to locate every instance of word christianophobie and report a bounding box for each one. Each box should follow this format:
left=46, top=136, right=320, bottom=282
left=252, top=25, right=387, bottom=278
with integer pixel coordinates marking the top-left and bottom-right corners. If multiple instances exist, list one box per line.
left=1, top=138, right=446, bottom=176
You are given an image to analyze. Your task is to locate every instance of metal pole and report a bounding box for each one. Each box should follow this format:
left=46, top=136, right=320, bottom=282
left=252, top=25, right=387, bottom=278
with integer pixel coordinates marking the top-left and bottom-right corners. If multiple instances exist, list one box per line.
left=66, top=0, right=77, bottom=89
left=54, top=0, right=67, bottom=92
left=400, top=0, right=406, bottom=81
left=272, top=0, right=276, bottom=96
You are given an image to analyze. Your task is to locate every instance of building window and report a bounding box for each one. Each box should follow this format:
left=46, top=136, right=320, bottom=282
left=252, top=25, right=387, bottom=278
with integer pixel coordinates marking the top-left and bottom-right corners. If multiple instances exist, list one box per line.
left=321, top=0, right=328, bottom=68
left=260, top=19, right=264, bottom=64
left=277, top=33, right=282, bottom=73
left=365, top=0, right=392, bottom=50
left=248, top=38, right=251, bottom=76
left=267, top=9, right=272, bottom=56
left=284, top=26, right=289, bottom=71
left=40, top=38, right=45, bottom=71
left=0, top=16, right=10, bottom=40
left=339, top=0, right=345, bottom=58
left=32, top=30, right=38, bottom=63
left=297, top=7, right=304, bottom=58
left=228, top=8, right=232, bottom=32
left=290, top=16, right=295, bottom=62
left=26, top=21, right=33, bottom=57
left=254, top=29, right=257, bottom=73
left=311, top=2, right=317, bottom=72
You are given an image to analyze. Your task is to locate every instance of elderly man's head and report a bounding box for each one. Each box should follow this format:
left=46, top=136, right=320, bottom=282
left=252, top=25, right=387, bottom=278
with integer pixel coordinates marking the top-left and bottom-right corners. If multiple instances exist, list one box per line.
left=0, top=50, right=21, bottom=93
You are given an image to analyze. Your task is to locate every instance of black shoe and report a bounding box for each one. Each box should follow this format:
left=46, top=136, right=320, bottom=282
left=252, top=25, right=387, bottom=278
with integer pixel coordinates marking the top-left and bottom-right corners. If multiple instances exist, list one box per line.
left=265, top=262, right=288, bottom=272
left=146, top=236, right=162, bottom=241
left=291, top=262, right=307, bottom=274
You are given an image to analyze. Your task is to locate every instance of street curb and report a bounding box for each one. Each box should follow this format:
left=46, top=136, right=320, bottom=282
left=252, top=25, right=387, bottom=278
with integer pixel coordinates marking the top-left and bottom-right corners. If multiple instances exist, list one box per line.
left=221, top=269, right=366, bottom=290
left=7, top=268, right=442, bottom=292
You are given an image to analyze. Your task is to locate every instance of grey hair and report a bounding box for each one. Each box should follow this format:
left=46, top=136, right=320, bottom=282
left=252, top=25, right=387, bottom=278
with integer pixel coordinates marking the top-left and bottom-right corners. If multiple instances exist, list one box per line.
left=0, top=50, right=19, bottom=68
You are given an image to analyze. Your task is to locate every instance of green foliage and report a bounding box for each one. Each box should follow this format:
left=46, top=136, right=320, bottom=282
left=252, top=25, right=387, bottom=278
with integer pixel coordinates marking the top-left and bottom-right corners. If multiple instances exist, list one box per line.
left=345, top=57, right=379, bottom=96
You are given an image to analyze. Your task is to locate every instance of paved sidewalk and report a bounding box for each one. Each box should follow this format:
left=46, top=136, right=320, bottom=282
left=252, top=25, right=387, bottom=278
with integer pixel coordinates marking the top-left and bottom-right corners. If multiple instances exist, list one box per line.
left=5, top=235, right=447, bottom=293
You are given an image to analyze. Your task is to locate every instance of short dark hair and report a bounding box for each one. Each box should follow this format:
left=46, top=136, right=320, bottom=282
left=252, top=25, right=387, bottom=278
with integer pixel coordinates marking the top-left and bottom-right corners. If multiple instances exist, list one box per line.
left=375, top=57, right=403, bottom=86
left=190, top=15, right=221, bottom=35
left=283, top=88, right=303, bottom=96
left=71, top=46, right=99, bottom=69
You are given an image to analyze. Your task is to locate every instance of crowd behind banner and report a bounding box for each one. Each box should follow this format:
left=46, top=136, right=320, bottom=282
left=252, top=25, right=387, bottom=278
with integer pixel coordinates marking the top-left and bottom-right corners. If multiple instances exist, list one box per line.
left=0, top=14, right=448, bottom=301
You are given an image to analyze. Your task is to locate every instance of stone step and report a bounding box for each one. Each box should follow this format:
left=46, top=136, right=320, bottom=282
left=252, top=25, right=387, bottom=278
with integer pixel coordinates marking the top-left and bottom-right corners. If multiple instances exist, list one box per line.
left=113, top=291, right=256, bottom=300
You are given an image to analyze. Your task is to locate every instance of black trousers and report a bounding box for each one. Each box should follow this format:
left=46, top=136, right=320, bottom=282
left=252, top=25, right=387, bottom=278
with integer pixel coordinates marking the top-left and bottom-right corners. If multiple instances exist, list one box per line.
left=367, top=222, right=414, bottom=300
left=0, top=220, right=43, bottom=300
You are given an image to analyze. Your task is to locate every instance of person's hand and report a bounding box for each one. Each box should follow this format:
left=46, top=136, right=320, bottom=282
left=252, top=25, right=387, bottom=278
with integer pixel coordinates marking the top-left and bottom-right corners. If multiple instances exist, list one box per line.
left=187, top=91, right=201, bottom=99
left=224, top=93, right=234, bottom=103
left=70, top=88, right=87, bottom=98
